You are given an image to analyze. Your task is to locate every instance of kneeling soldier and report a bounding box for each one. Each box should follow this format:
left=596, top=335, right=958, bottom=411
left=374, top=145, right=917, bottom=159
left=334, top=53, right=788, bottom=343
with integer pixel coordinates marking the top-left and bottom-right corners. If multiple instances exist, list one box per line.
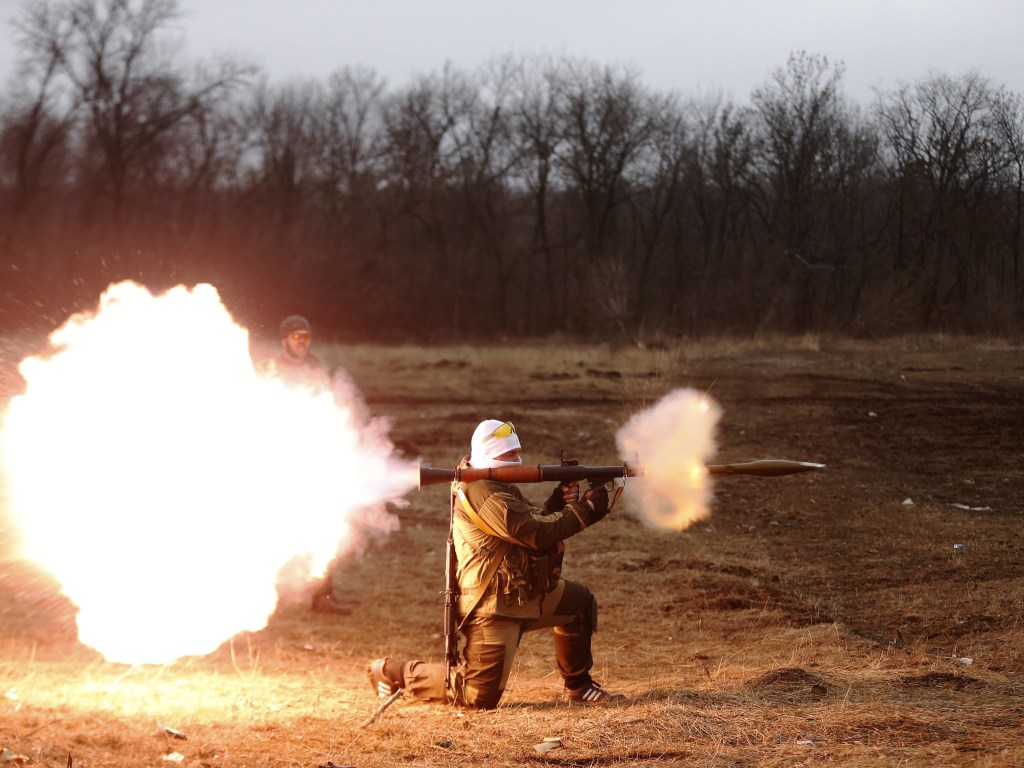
left=368, top=419, right=624, bottom=708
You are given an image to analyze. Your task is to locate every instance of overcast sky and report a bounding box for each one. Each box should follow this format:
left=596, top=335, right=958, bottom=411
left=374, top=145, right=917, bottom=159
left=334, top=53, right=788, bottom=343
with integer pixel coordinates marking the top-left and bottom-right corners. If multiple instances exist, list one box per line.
left=0, top=0, right=1021, bottom=104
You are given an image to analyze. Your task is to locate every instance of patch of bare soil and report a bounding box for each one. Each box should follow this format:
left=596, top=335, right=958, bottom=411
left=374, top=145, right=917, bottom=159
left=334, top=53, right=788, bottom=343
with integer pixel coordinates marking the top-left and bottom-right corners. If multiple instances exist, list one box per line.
left=1, top=339, right=1022, bottom=766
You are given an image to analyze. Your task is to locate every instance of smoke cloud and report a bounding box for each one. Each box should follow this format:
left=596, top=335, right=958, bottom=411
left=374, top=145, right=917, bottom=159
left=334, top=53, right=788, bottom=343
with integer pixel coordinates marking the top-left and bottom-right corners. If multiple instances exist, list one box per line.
left=615, top=388, right=722, bottom=530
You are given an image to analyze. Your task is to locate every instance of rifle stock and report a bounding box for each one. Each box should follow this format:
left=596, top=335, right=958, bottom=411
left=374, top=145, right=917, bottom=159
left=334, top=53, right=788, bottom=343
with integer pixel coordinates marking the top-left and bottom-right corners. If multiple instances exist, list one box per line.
left=419, top=459, right=823, bottom=488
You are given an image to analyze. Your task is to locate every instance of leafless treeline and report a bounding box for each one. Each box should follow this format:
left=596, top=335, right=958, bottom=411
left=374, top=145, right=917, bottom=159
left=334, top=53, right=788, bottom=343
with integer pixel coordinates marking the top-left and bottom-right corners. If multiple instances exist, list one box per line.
left=2, top=0, right=1022, bottom=340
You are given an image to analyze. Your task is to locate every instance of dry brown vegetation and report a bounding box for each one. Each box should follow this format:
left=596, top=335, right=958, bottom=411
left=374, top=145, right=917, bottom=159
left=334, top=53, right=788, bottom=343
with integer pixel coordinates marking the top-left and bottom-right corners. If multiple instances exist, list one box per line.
left=1, top=336, right=1023, bottom=767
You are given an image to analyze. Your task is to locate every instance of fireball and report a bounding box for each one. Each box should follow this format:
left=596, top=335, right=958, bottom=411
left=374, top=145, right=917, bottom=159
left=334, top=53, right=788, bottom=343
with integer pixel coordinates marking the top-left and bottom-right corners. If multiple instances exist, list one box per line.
left=0, top=281, right=415, bottom=665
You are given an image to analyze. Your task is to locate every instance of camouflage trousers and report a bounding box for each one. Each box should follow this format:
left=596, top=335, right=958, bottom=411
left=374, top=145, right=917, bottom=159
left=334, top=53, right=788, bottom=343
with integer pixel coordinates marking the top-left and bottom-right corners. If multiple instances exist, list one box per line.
left=400, top=578, right=597, bottom=709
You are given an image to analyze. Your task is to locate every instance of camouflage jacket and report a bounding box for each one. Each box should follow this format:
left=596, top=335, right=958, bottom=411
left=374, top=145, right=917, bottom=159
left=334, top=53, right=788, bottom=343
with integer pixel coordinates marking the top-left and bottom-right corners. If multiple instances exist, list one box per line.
left=454, top=467, right=594, bottom=620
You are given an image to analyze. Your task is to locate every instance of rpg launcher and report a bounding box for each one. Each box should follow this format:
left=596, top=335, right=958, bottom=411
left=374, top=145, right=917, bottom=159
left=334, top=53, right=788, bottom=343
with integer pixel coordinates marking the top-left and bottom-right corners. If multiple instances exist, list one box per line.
left=419, top=458, right=824, bottom=488
left=435, top=457, right=823, bottom=689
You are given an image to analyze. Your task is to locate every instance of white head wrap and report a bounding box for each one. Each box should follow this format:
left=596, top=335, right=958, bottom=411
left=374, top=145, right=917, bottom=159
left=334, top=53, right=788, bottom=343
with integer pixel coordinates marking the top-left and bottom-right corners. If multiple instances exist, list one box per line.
left=469, top=419, right=522, bottom=468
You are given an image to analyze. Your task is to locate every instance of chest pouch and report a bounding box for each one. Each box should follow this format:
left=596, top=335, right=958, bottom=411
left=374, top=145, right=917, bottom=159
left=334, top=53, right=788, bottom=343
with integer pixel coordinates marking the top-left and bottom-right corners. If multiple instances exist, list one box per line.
left=497, top=547, right=534, bottom=607
left=497, top=545, right=563, bottom=608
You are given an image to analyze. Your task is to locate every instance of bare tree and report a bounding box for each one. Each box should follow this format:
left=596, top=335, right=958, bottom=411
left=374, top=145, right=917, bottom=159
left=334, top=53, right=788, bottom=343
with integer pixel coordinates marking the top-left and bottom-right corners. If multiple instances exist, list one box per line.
left=551, top=59, right=659, bottom=334
left=16, top=0, right=251, bottom=220
left=676, top=94, right=756, bottom=331
left=875, top=71, right=1014, bottom=328
left=376, top=65, right=481, bottom=334
left=621, top=93, right=689, bottom=336
left=306, top=66, right=388, bottom=327
left=245, top=79, right=320, bottom=229
left=507, top=55, right=566, bottom=330
left=990, top=89, right=1024, bottom=309
left=316, top=66, right=386, bottom=196
left=749, top=51, right=859, bottom=330
left=443, top=58, right=522, bottom=333
left=0, top=21, right=77, bottom=257
left=158, top=86, right=249, bottom=266
left=3, top=26, right=1022, bottom=339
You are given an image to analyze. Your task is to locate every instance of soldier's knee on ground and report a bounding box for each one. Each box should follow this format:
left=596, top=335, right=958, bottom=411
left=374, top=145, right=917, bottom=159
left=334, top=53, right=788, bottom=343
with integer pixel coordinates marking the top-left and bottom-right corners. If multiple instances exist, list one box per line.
left=463, top=684, right=503, bottom=709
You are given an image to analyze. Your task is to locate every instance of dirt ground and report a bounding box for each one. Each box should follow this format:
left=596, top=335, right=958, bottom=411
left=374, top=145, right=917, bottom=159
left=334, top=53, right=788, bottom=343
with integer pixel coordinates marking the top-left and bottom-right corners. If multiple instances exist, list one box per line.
left=1, top=337, right=1022, bottom=766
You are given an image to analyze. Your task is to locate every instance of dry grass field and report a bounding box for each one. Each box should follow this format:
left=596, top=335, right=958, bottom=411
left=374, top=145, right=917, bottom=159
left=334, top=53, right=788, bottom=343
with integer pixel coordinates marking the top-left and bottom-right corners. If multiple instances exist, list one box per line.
left=1, top=336, right=1022, bottom=767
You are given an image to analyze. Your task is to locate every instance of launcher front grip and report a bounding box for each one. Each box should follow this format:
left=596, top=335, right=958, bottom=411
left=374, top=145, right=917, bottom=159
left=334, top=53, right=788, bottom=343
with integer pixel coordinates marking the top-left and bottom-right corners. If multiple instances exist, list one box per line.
left=417, top=459, right=823, bottom=488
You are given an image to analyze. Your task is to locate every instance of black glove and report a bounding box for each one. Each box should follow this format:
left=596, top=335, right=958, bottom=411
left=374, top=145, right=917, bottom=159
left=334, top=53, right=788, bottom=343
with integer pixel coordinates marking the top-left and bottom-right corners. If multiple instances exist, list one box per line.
left=545, top=481, right=581, bottom=512
left=544, top=484, right=565, bottom=512
left=581, top=484, right=610, bottom=525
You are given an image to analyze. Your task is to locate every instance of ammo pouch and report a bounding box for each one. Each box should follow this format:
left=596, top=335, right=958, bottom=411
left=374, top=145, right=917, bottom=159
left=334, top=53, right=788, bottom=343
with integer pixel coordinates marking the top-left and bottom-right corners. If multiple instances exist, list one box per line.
left=496, top=545, right=562, bottom=608
left=454, top=482, right=565, bottom=610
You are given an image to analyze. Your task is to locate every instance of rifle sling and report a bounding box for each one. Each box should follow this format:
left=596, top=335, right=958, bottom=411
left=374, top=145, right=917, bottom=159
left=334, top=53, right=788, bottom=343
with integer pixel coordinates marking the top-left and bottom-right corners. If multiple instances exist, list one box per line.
left=454, top=484, right=510, bottom=632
